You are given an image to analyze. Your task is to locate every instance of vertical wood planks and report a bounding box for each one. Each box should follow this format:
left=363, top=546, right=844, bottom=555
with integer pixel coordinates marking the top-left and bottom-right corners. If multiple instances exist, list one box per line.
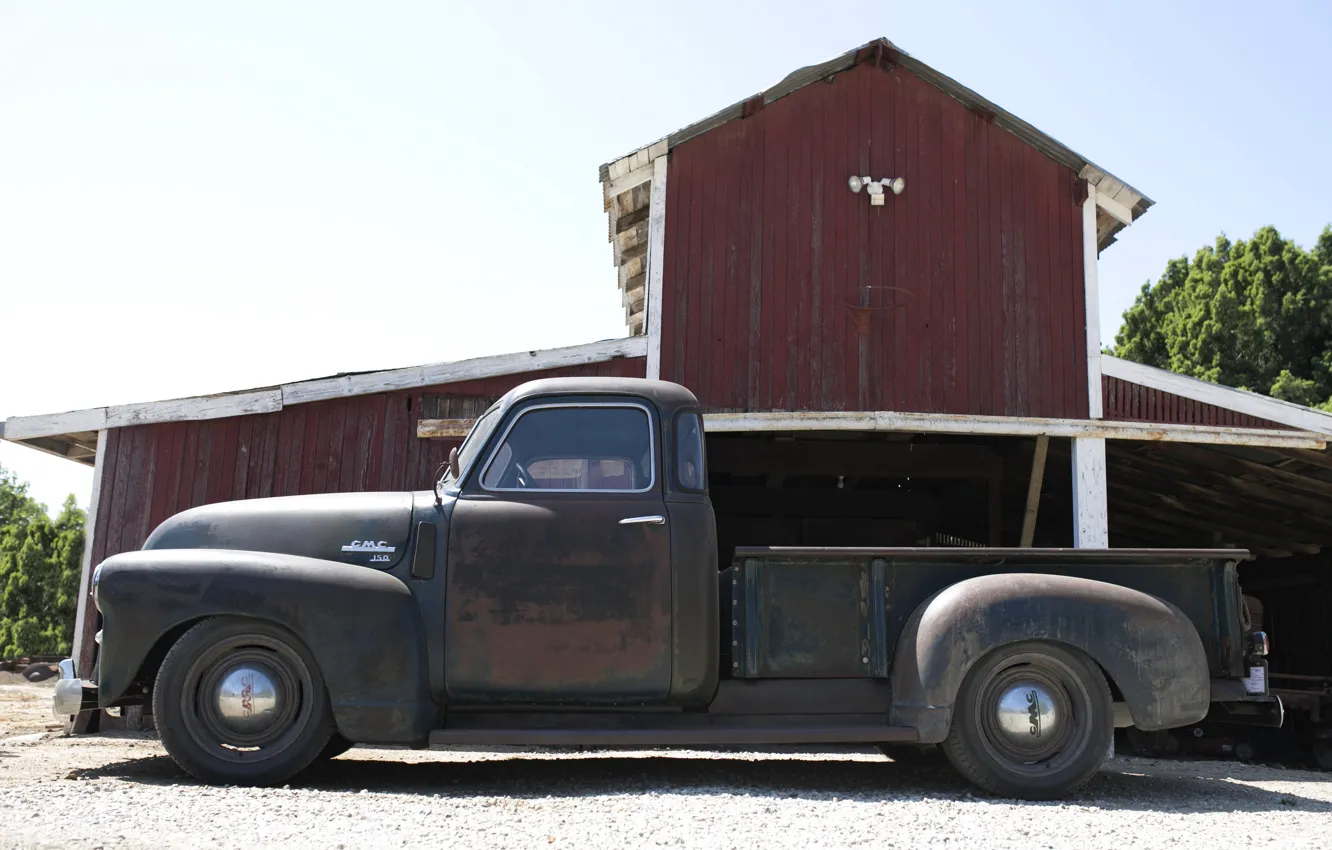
left=660, top=62, right=1092, bottom=418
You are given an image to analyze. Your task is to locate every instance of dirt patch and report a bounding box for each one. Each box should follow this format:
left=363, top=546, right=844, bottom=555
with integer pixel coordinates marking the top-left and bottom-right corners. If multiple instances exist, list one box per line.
left=0, top=676, right=62, bottom=739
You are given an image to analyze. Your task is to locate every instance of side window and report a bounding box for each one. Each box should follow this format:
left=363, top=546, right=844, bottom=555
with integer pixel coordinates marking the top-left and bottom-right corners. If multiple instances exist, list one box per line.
left=480, top=405, right=654, bottom=492
left=674, top=412, right=706, bottom=492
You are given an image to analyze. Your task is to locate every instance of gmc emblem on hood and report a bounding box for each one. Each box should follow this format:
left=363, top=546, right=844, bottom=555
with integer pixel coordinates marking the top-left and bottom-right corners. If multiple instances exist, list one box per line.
left=341, top=540, right=396, bottom=554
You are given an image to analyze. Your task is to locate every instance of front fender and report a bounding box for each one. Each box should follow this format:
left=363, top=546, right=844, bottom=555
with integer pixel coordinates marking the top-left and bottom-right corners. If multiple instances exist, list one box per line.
left=95, top=549, right=434, bottom=745
left=889, top=573, right=1210, bottom=742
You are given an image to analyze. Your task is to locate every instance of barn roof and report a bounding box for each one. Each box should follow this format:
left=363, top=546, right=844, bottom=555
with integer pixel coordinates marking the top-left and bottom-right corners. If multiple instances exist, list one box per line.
left=599, top=38, right=1152, bottom=323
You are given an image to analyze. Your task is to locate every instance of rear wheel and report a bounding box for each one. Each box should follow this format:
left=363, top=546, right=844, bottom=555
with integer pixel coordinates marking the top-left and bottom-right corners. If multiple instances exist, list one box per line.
left=153, top=617, right=335, bottom=785
left=942, top=641, right=1112, bottom=800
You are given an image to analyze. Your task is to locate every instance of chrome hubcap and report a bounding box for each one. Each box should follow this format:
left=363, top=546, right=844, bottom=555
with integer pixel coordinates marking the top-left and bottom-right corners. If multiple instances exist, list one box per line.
left=214, top=663, right=283, bottom=735
left=993, top=680, right=1060, bottom=751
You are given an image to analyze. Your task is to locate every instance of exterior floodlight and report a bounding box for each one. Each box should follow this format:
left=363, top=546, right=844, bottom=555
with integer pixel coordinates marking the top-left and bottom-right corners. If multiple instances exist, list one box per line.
left=848, top=175, right=906, bottom=205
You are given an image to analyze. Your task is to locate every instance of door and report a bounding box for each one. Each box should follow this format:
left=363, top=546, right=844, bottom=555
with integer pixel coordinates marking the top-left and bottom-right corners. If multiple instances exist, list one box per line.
left=444, top=400, right=673, bottom=704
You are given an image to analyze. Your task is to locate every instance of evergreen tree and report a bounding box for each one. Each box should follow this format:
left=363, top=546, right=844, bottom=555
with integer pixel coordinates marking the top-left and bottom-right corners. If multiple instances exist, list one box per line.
left=0, top=466, right=86, bottom=657
left=1114, top=225, right=1332, bottom=411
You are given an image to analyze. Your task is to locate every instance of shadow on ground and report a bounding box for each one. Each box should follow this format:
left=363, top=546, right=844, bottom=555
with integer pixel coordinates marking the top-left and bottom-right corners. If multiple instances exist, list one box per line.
left=66, top=750, right=1332, bottom=814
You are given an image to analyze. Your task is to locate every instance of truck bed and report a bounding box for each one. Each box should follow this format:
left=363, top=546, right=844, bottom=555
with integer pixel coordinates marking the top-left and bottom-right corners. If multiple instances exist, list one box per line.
left=726, top=546, right=1249, bottom=681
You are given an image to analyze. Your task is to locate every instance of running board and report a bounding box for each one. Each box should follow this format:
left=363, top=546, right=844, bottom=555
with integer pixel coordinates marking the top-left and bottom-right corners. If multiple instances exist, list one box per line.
left=428, top=719, right=917, bottom=748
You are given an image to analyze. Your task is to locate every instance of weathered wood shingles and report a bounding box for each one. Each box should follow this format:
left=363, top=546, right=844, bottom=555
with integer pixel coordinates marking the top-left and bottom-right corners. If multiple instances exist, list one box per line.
left=1102, top=376, right=1287, bottom=430
left=659, top=62, right=1088, bottom=418
left=85, top=358, right=646, bottom=568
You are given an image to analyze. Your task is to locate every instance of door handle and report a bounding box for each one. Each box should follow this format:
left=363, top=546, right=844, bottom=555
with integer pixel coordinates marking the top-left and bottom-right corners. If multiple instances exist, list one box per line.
left=619, top=515, right=665, bottom=526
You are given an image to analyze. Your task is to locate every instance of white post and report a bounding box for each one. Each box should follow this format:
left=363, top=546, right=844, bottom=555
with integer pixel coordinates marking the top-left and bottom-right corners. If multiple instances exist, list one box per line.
left=72, top=429, right=107, bottom=677
left=1082, top=184, right=1104, bottom=418
left=644, top=155, right=669, bottom=380
left=1074, top=184, right=1109, bottom=547
left=1072, top=437, right=1109, bottom=547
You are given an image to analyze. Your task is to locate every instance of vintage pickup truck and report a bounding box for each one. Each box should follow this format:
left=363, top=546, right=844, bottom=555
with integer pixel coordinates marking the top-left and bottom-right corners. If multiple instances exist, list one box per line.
left=56, top=377, right=1280, bottom=799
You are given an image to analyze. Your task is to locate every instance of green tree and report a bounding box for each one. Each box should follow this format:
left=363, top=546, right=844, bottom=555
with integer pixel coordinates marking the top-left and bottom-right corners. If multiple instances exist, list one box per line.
left=0, top=466, right=86, bottom=658
left=1113, top=225, right=1332, bottom=411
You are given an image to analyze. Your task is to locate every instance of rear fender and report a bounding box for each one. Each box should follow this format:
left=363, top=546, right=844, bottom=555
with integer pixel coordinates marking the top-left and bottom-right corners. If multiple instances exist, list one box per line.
left=889, top=573, right=1210, bottom=742
left=94, top=549, right=434, bottom=745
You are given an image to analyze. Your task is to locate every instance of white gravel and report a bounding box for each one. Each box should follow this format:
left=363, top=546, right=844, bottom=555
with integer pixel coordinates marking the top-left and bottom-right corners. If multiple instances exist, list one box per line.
left=3, top=732, right=1332, bottom=850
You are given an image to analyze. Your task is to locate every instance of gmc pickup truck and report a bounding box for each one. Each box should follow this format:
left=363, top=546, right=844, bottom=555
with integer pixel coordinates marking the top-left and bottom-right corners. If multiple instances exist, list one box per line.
left=56, top=377, right=1280, bottom=799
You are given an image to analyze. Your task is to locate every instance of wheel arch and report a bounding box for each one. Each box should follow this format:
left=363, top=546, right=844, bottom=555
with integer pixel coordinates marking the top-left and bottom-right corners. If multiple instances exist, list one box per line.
left=889, top=573, right=1211, bottom=743
left=94, top=549, right=437, bottom=745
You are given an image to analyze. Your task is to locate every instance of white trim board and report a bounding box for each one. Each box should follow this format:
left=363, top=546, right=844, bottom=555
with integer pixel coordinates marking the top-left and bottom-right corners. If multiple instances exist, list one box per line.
left=702, top=410, right=1325, bottom=449
left=644, top=156, right=668, bottom=380
left=280, top=337, right=646, bottom=405
left=2, top=337, right=648, bottom=444
left=1082, top=185, right=1104, bottom=419
left=71, top=429, right=107, bottom=680
left=1102, top=355, right=1332, bottom=438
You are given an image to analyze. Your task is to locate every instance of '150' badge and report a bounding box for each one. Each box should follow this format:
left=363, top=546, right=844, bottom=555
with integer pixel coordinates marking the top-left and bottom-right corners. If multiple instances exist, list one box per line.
left=342, top=540, right=395, bottom=562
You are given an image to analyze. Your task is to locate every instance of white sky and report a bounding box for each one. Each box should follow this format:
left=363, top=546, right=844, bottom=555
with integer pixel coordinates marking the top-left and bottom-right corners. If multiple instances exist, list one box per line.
left=2, top=0, right=1329, bottom=515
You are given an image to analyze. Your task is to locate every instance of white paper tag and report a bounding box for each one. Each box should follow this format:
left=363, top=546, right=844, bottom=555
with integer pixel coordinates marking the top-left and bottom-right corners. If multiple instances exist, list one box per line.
left=1243, top=666, right=1267, bottom=695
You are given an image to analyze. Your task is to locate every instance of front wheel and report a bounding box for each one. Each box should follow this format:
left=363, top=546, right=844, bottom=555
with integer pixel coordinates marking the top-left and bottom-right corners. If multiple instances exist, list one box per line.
left=153, top=617, right=335, bottom=785
left=942, top=641, right=1112, bottom=800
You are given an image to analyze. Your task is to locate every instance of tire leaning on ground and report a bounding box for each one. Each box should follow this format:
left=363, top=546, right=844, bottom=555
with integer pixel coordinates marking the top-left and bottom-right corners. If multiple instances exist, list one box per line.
left=316, top=734, right=355, bottom=762
left=942, top=641, right=1113, bottom=800
left=153, top=617, right=336, bottom=785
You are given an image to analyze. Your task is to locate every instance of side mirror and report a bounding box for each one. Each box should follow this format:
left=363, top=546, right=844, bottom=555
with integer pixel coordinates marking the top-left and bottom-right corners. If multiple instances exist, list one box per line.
left=448, top=446, right=460, bottom=481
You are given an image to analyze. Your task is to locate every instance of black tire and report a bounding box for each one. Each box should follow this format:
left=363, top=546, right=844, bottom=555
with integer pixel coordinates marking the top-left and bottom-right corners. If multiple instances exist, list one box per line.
left=317, top=734, right=355, bottom=761
left=942, top=641, right=1112, bottom=800
left=153, top=617, right=335, bottom=785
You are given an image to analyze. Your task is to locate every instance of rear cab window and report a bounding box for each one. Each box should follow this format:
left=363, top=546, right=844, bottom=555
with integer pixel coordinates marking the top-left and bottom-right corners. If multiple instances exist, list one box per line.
left=674, top=412, right=706, bottom=492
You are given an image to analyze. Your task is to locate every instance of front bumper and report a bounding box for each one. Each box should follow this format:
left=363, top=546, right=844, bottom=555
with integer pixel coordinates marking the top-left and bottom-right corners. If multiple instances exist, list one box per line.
left=52, top=658, right=98, bottom=718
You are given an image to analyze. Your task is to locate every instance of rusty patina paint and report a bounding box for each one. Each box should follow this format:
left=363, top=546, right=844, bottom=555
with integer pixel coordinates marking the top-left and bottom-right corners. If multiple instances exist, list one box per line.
left=445, top=495, right=672, bottom=702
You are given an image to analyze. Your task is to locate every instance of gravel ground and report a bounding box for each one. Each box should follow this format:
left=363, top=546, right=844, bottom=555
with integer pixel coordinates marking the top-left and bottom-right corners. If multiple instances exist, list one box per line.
left=3, top=679, right=1332, bottom=850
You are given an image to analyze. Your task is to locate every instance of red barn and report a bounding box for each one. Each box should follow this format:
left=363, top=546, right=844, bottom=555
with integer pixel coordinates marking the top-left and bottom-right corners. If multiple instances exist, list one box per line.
left=6, top=39, right=1332, bottom=735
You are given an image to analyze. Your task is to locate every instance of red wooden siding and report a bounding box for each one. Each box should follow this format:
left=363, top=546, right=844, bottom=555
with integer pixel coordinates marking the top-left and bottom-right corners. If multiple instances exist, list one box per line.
left=659, top=61, right=1088, bottom=418
left=1102, top=375, right=1286, bottom=430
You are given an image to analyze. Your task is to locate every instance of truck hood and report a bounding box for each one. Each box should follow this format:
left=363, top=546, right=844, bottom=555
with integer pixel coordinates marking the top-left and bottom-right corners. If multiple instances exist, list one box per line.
left=142, top=492, right=414, bottom=569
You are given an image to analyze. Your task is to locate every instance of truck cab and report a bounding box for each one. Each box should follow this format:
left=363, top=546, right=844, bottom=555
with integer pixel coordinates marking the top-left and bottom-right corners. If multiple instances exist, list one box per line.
left=62, top=377, right=1280, bottom=800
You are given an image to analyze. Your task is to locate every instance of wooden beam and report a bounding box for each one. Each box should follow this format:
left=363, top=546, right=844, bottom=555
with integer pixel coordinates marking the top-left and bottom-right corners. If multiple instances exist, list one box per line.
left=644, top=156, right=668, bottom=381
left=1020, top=436, right=1050, bottom=547
left=1082, top=184, right=1104, bottom=418
left=702, top=410, right=1325, bottom=449
left=2, top=407, right=108, bottom=441
left=1095, top=190, right=1135, bottom=226
left=1102, top=355, right=1332, bottom=437
left=1162, top=443, right=1332, bottom=499
left=105, top=389, right=282, bottom=429
left=416, top=419, right=475, bottom=439
left=1072, top=437, right=1108, bottom=547
left=603, top=161, right=655, bottom=199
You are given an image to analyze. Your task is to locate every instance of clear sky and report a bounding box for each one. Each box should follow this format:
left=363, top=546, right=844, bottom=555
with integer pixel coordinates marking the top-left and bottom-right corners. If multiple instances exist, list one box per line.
left=2, top=0, right=1329, bottom=515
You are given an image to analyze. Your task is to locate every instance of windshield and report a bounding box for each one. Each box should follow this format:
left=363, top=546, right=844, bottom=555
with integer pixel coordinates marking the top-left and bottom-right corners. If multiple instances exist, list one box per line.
left=441, top=404, right=502, bottom=488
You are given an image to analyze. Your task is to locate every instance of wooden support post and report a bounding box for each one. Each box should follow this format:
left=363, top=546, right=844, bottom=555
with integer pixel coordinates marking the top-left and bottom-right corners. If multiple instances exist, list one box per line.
left=1082, top=184, right=1104, bottom=419
left=1020, top=436, right=1050, bottom=547
left=644, top=155, right=668, bottom=380
left=69, top=429, right=106, bottom=734
left=1072, top=436, right=1109, bottom=548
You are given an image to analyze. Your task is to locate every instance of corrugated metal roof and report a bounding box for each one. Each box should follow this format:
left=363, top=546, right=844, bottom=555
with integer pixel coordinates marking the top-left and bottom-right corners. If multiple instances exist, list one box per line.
left=598, top=38, right=1152, bottom=250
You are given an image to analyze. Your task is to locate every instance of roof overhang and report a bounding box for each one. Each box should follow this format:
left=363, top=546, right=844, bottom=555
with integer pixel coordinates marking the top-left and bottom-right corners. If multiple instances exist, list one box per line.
left=1101, top=355, right=1332, bottom=438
